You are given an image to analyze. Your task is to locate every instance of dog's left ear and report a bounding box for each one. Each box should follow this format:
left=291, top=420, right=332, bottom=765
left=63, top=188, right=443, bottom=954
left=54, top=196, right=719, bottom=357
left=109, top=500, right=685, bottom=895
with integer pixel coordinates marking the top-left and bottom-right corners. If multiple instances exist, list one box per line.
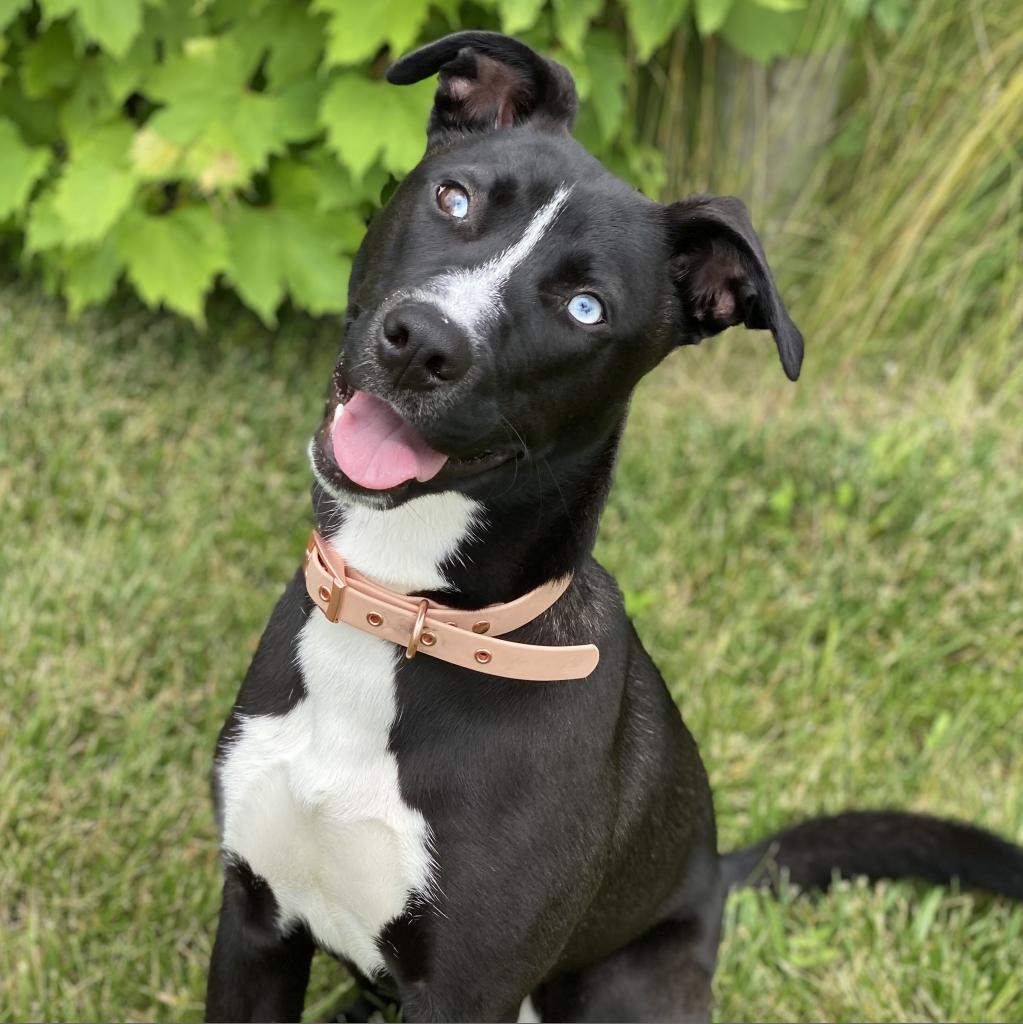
left=387, top=31, right=578, bottom=138
left=666, top=195, right=804, bottom=381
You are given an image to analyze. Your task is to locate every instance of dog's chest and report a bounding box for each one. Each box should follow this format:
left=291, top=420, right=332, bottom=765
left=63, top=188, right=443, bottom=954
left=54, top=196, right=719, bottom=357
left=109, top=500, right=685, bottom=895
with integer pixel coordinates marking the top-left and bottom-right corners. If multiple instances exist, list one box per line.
left=217, top=492, right=479, bottom=977
left=219, top=618, right=431, bottom=975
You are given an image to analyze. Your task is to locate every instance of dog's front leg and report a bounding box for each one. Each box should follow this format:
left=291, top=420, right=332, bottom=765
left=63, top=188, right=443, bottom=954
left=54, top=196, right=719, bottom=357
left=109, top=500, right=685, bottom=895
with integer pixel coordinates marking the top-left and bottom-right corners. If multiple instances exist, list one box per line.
left=205, top=859, right=314, bottom=1023
left=397, top=985, right=525, bottom=1024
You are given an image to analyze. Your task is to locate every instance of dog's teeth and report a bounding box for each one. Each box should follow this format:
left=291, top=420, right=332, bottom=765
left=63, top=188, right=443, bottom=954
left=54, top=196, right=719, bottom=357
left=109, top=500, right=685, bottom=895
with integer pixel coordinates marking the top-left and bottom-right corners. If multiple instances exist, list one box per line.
left=332, top=403, right=345, bottom=428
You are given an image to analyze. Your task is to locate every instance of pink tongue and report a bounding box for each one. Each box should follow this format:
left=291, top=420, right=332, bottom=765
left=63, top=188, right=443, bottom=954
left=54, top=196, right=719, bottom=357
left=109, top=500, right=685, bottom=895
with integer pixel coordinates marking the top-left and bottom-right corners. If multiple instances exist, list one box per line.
left=332, top=391, right=448, bottom=490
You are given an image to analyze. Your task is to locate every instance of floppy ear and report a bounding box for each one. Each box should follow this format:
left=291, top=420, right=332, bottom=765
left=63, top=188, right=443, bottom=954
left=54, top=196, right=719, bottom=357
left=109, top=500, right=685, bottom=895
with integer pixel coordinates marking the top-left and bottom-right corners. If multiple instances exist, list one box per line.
left=387, top=31, right=578, bottom=139
left=666, top=195, right=804, bottom=381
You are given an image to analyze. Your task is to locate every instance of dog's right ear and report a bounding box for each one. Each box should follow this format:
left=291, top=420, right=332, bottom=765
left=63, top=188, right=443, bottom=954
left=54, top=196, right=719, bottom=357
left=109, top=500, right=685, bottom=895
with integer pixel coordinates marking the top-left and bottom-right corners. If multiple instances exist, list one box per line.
left=665, top=195, right=804, bottom=381
left=387, top=31, right=578, bottom=139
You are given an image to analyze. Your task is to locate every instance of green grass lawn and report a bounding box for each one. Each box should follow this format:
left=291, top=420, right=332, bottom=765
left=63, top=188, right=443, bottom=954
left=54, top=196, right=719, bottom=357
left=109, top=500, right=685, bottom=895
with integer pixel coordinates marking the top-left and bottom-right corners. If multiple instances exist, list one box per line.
left=2, top=280, right=1021, bottom=1022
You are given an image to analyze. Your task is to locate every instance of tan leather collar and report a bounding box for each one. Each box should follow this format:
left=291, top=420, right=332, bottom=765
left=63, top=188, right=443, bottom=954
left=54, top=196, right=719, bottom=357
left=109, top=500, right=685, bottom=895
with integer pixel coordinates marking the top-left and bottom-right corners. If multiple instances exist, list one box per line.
left=303, top=531, right=599, bottom=681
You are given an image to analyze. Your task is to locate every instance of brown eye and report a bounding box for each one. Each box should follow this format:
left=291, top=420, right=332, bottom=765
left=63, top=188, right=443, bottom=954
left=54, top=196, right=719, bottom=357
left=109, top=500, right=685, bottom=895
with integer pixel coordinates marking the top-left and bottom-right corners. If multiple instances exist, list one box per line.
left=436, top=184, right=469, bottom=219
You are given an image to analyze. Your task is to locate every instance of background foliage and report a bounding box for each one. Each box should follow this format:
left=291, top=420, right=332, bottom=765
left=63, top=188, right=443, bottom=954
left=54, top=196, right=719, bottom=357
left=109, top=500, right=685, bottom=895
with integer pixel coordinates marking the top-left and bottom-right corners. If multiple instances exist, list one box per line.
left=2, top=0, right=1022, bottom=1021
left=0, top=0, right=903, bottom=325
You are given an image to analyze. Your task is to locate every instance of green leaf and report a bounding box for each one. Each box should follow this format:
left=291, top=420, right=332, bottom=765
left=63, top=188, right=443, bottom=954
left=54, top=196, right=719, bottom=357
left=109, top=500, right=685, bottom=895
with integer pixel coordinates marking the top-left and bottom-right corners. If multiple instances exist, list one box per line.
left=52, top=121, right=135, bottom=244
left=0, top=0, right=28, bottom=32
left=225, top=201, right=354, bottom=323
left=25, top=186, right=64, bottom=252
left=141, top=36, right=304, bottom=191
left=624, top=0, right=690, bottom=61
left=100, top=0, right=202, bottom=100
left=21, top=20, right=79, bottom=99
left=277, top=207, right=352, bottom=314
left=553, top=46, right=591, bottom=101
left=498, top=0, right=546, bottom=34
left=270, top=153, right=386, bottom=213
left=749, top=0, right=805, bottom=10
left=62, top=240, right=122, bottom=315
left=872, top=0, right=910, bottom=32
left=145, top=36, right=248, bottom=133
left=230, top=2, right=326, bottom=86
left=224, top=205, right=286, bottom=325
left=379, top=81, right=436, bottom=176
left=82, top=0, right=143, bottom=56
left=320, top=74, right=433, bottom=178
left=313, top=0, right=431, bottom=67
left=101, top=31, right=154, bottom=101
left=625, top=142, right=667, bottom=198
left=319, top=207, right=368, bottom=252
left=720, top=0, right=805, bottom=61
left=182, top=93, right=293, bottom=191
left=552, top=0, right=603, bottom=57
left=208, top=0, right=275, bottom=19
left=0, top=72, right=62, bottom=144
left=319, top=159, right=390, bottom=209
left=104, top=0, right=200, bottom=99
left=0, top=120, right=50, bottom=219
left=58, top=58, right=117, bottom=140
left=585, top=31, right=628, bottom=144
left=130, top=128, right=185, bottom=182
left=114, top=206, right=228, bottom=323
left=275, top=76, right=327, bottom=142
left=53, top=162, right=135, bottom=244
left=42, top=0, right=144, bottom=57
left=695, top=0, right=735, bottom=34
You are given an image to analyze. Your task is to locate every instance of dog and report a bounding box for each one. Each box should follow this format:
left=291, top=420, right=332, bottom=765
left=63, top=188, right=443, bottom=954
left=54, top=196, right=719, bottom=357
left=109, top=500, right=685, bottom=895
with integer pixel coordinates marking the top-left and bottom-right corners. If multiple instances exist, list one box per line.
left=205, top=31, right=1023, bottom=1022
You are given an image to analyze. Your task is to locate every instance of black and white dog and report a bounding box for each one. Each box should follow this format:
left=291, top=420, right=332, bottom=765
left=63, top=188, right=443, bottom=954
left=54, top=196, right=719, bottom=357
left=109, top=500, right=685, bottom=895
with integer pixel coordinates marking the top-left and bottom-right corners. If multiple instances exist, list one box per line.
left=206, top=32, right=1023, bottom=1023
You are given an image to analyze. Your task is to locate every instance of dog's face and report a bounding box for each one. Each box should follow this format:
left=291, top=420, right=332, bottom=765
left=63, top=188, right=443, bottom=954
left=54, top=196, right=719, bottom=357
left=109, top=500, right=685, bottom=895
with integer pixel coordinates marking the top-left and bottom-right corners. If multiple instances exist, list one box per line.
left=310, top=32, right=803, bottom=510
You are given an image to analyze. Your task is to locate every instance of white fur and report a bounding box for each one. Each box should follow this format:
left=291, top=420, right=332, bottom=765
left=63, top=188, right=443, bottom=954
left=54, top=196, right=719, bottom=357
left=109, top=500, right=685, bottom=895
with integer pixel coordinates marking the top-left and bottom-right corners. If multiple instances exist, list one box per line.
left=413, top=184, right=572, bottom=336
left=518, top=995, right=542, bottom=1022
left=218, top=491, right=481, bottom=976
left=330, top=490, right=480, bottom=593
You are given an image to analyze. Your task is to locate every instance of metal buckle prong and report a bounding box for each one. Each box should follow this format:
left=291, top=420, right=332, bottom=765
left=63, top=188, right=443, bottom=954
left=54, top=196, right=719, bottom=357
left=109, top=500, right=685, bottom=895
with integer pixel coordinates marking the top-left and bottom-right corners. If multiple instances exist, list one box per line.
left=325, top=580, right=345, bottom=623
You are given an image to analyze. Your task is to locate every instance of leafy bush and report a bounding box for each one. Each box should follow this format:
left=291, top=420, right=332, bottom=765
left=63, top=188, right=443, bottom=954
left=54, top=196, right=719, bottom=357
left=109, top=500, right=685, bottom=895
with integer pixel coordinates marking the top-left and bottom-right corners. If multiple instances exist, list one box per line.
left=0, top=0, right=898, bottom=325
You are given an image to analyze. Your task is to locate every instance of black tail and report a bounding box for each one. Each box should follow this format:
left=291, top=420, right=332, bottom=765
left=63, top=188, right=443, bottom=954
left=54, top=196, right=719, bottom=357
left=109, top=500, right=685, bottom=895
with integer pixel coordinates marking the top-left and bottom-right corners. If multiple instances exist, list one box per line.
left=721, top=810, right=1023, bottom=900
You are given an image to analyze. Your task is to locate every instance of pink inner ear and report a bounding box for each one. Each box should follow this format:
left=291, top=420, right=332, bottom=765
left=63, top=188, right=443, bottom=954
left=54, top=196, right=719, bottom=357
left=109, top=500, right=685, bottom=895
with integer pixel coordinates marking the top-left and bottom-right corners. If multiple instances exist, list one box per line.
left=447, top=76, right=474, bottom=100
left=445, top=53, right=533, bottom=129
left=674, top=241, right=744, bottom=326
left=711, top=290, right=736, bottom=320
left=695, top=268, right=740, bottom=323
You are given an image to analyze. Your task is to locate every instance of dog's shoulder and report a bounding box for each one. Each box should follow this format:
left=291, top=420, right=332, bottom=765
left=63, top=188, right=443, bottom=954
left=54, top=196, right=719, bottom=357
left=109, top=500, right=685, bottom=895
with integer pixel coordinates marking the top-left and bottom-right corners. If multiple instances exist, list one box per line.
left=224, top=568, right=311, bottom=721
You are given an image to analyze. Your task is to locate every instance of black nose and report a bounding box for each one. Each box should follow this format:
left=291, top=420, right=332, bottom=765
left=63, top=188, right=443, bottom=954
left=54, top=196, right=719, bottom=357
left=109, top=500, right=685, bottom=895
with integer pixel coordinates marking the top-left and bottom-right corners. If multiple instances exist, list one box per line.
left=378, top=302, right=472, bottom=390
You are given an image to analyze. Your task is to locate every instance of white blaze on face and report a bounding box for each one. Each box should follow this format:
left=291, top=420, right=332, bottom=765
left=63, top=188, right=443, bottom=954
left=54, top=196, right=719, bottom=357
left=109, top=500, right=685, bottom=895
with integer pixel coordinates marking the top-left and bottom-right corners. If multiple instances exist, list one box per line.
left=413, top=183, right=573, bottom=336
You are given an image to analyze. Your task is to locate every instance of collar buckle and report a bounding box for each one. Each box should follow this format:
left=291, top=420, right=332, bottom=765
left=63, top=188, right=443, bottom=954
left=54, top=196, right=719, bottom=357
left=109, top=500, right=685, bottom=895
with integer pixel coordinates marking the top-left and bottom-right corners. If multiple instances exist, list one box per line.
left=305, top=534, right=347, bottom=623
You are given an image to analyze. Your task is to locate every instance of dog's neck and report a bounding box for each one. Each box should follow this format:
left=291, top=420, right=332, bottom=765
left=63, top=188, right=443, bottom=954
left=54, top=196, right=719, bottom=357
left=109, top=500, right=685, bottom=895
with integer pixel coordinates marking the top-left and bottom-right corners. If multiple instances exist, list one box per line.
left=312, top=430, right=620, bottom=609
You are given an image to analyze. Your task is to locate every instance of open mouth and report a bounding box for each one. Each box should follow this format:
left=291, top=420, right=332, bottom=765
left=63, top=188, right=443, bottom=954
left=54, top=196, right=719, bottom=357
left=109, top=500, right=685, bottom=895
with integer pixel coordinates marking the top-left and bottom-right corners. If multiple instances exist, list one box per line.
left=312, top=366, right=517, bottom=497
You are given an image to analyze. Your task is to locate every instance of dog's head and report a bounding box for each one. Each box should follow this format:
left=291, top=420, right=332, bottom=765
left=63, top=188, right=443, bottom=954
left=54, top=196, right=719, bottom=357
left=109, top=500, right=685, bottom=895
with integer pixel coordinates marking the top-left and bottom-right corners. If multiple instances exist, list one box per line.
left=311, top=31, right=803, bottom=511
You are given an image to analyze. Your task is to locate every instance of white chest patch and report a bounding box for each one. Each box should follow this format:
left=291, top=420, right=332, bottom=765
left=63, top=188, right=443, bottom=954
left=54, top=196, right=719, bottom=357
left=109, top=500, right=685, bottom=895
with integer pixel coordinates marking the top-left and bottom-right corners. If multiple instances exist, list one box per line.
left=218, top=491, right=481, bottom=977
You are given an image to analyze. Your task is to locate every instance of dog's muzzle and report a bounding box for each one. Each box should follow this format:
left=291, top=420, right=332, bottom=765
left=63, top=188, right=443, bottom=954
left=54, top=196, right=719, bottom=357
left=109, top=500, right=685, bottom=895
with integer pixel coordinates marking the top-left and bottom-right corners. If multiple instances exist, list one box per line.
left=377, top=300, right=473, bottom=392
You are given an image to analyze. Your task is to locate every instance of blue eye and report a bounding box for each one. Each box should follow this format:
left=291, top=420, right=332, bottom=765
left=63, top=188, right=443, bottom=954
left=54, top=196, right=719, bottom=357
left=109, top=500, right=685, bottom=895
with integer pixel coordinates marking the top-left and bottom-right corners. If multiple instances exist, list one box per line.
left=567, top=293, right=604, bottom=325
left=437, top=184, right=469, bottom=219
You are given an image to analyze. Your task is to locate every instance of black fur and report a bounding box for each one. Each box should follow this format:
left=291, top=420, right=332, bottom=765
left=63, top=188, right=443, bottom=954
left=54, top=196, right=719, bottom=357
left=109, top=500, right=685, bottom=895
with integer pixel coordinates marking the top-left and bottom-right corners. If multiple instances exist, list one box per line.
left=723, top=811, right=1023, bottom=898
left=205, top=32, right=1021, bottom=1023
